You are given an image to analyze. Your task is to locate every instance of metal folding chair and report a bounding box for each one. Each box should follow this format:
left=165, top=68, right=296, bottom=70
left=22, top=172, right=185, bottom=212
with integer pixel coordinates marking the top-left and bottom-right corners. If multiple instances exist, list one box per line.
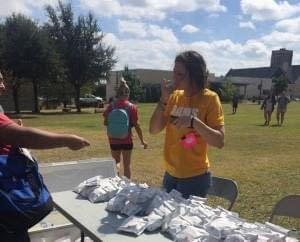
left=207, top=176, right=238, bottom=211
left=269, top=195, right=300, bottom=222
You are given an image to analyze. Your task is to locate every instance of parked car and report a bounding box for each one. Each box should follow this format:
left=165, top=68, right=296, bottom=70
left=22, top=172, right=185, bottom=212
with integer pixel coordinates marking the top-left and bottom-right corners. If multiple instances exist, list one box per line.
left=79, top=94, right=104, bottom=107
left=39, top=97, right=61, bottom=110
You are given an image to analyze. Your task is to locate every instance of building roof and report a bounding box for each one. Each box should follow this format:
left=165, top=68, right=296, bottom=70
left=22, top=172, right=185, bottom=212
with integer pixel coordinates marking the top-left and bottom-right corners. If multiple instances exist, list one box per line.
left=226, top=65, right=300, bottom=83
left=226, top=67, right=275, bottom=79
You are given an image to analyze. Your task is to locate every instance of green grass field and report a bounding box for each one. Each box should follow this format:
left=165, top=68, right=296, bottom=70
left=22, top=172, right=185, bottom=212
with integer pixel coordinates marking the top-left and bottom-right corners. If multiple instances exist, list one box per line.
left=11, top=102, right=300, bottom=230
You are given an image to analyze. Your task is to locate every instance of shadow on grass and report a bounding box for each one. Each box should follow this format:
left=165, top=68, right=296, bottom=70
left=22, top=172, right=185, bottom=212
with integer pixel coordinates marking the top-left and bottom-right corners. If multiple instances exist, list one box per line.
left=254, top=123, right=281, bottom=127
left=255, top=124, right=267, bottom=127
left=5, top=115, right=38, bottom=119
left=6, top=110, right=95, bottom=119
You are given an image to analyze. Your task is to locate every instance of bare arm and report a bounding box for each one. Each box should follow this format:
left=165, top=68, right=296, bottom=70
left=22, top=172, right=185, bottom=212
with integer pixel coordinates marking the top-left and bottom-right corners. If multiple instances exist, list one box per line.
left=134, top=123, right=147, bottom=149
left=149, top=79, right=174, bottom=134
left=193, top=118, right=225, bottom=148
left=149, top=102, right=168, bottom=134
left=0, top=123, right=90, bottom=150
left=173, top=116, right=225, bottom=149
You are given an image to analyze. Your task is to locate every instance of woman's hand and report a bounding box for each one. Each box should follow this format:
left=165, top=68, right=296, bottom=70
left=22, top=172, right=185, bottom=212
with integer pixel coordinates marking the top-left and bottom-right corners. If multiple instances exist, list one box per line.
left=173, top=116, right=192, bottom=129
left=66, top=135, right=90, bottom=150
left=160, top=78, right=175, bottom=103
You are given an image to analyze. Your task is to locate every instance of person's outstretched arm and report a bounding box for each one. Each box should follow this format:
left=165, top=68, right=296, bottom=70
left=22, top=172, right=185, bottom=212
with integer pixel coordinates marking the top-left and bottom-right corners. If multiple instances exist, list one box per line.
left=0, top=123, right=90, bottom=150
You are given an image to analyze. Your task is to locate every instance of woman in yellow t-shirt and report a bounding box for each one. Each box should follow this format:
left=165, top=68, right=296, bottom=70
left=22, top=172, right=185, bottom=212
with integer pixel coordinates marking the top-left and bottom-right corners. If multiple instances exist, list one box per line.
left=149, top=50, right=225, bottom=198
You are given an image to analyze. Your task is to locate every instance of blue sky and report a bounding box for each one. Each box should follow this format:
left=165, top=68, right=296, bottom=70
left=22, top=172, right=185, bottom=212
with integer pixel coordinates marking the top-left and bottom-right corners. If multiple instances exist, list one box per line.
left=1, top=0, right=300, bottom=76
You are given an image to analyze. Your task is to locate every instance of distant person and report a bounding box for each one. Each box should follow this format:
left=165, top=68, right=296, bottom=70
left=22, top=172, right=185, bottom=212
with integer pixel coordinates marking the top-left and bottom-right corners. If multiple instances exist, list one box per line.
left=0, top=71, right=90, bottom=242
left=232, top=95, right=239, bottom=114
left=261, top=94, right=276, bottom=126
left=103, top=78, right=147, bottom=179
left=108, top=97, right=114, bottom=104
left=149, top=50, right=224, bottom=199
left=276, top=91, right=290, bottom=126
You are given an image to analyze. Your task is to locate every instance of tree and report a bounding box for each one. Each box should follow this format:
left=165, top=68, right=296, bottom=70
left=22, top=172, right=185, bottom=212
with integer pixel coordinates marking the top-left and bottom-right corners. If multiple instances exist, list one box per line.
left=0, top=14, right=38, bottom=113
left=29, top=28, right=63, bottom=112
left=45, top=1, right=116, bottom=112
left=273, top=74, right=288, bottom=95
left=0, top=14, right=61, bottom=113
left=121, top=66, right=143, bottom=101
left=219, top=78, right=237, bottom=102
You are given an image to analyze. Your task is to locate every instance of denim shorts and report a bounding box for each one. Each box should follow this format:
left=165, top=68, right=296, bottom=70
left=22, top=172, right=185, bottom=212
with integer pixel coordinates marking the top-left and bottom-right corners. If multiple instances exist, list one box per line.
left=163, top=171, right=211, bottom=199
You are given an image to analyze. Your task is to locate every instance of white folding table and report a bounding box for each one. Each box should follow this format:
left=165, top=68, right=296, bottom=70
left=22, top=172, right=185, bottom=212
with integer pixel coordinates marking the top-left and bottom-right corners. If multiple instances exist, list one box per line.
left=52, top=191, right=172, bottom=242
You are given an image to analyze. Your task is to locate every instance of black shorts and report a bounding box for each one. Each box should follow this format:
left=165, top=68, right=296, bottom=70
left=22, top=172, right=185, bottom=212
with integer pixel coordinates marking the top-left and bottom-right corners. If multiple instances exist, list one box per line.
left=110, top=144, right=133, bottom=151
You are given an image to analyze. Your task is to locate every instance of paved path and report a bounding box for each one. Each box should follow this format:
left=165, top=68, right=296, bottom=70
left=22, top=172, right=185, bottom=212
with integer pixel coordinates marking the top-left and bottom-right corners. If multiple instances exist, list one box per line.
left=39, top=158, right=117, bottom=192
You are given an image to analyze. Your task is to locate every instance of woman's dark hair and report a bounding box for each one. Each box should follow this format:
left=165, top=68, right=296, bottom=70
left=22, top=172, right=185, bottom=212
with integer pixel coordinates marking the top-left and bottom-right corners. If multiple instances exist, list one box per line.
left=175, top=50, right=208, bottom=89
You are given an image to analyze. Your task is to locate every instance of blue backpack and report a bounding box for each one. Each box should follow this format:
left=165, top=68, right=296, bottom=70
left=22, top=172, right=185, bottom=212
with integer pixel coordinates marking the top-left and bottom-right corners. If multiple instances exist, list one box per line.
left=0, top=149, right=53, bottom=232
left=107, top=102, right=131, bottom=139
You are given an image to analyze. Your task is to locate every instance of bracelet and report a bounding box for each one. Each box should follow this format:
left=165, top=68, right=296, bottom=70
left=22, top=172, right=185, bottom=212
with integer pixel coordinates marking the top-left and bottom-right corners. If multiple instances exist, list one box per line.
left=190, top=115, right=194, bottom=128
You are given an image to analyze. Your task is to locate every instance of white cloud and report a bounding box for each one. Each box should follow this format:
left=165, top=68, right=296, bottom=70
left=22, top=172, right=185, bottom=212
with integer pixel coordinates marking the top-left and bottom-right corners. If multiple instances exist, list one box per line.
left=0, top=1, right=30, bottom=16
left=241, top=0, right=300, bottom=21
left=118, top=20, right=178, bottom=42
left=103, top=31, right=273, bottom=76
left=239, top=21, right=256, bottom=30
left=0, top=0, right=57, bottom=17
left=103, top=33, right=180, bottom=71
left=181, top=24, right=199, bottom=33
left=4, top=0, right=300, bottom=76
left=160, top=0, right=226, bottom=13
left=258, top=31, right=300, bottom=65
left=243, top=40, right=268, bottom=55
left=148, top=25, right=178, bottom=42
left=118, top=20, right=147, bottom=38
left=261, top=31, right=300, bottom=45
left=79, top=0, right=226, bottom=20
left=104, top=25, right=300, bottom=76
left=79, top=0, right=166, bottom=20
left=275, top=17, right=300, bottom=33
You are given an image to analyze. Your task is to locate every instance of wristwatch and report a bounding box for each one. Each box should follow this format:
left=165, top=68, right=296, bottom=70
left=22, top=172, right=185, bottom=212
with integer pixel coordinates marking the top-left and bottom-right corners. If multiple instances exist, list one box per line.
left=190, top=115, right=194, bottom=128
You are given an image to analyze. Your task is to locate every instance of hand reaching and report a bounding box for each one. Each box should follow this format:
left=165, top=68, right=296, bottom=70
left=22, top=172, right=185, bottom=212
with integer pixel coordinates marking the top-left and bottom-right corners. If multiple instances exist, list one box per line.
left=67, top=135, right=90, bottom=150
left=16, top=119, right=23, bottom=126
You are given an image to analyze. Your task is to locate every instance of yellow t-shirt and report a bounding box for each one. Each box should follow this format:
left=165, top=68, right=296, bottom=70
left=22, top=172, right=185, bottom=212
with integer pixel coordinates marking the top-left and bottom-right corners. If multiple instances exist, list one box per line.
left=164, top=88, right=224, bottom=178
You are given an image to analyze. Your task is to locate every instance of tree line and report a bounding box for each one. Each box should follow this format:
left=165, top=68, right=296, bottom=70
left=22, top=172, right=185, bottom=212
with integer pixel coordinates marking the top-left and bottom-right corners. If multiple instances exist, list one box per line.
left=0, top=1, right=116, bottom=113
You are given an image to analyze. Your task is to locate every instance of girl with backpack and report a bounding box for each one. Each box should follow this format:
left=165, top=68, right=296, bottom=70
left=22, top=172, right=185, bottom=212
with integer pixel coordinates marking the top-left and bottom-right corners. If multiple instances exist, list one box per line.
left=103, top=78, right=147, bottom=179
